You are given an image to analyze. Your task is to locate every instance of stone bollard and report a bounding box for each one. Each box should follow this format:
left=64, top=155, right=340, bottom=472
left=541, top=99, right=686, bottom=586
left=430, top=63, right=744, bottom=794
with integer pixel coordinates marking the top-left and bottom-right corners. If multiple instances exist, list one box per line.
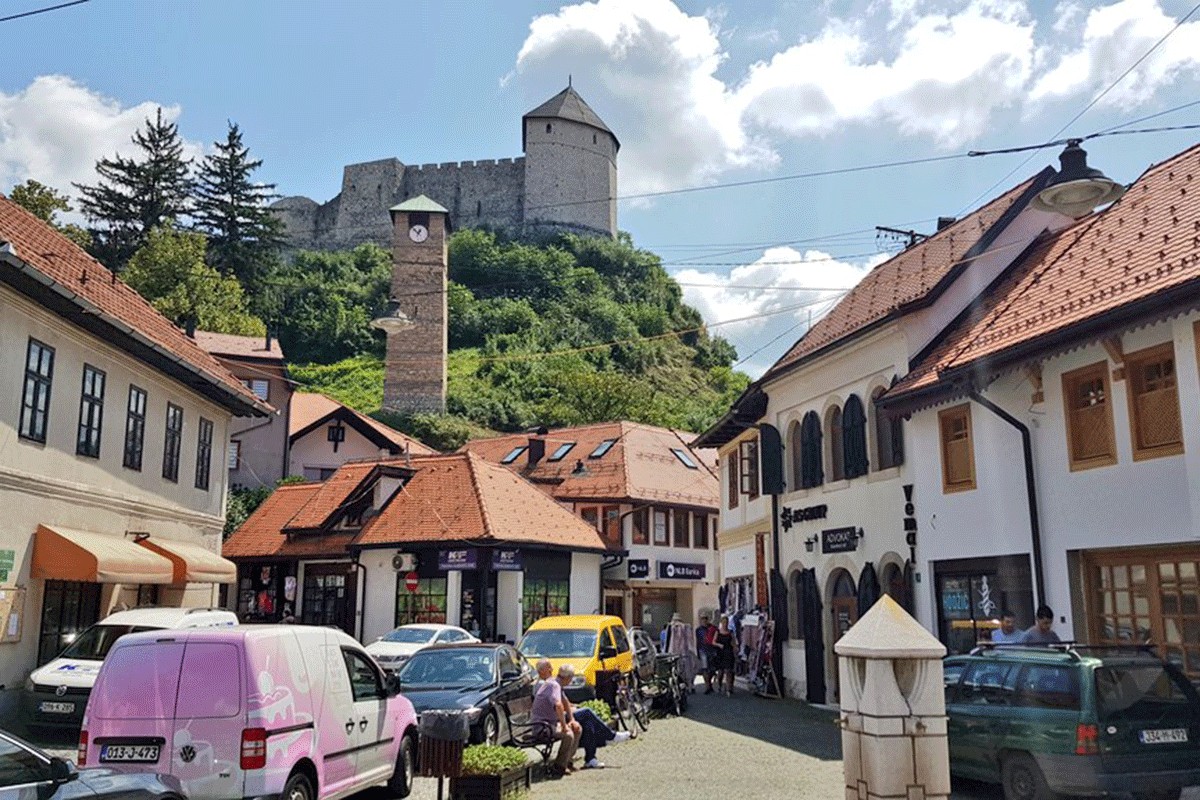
left=835, top=595, right=949, bottom=800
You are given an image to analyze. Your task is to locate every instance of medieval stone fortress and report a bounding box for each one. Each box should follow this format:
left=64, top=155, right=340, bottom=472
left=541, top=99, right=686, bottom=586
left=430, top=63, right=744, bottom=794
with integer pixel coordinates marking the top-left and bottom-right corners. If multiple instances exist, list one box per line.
left=272, top=85, right=619, bottom=249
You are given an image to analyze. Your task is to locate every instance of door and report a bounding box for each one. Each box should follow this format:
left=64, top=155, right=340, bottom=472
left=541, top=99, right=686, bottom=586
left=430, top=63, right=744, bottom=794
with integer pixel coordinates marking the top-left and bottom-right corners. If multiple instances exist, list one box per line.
left=319, top=641, right=359, bottom=798
left=301, top=564, right=357, bottom=635
left=496, top=647, right=534, bottom=738
left=829, top=570, right=857, bottom=701
left=37, top=580, right=101, bottom=665
left=951, top=661, right=1017, bottom=781
left=341, top=648, right=394, bottom=786
left=609, top=624, right=634, bottom=674
left=171, top=641, right=243, bottom=800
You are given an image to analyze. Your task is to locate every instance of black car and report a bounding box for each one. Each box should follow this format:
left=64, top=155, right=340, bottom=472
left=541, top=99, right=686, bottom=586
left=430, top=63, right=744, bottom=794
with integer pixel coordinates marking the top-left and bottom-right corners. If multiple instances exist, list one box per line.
left=0, top=728, right=183, bottom=799
left=395, top=643, right=536, bottom=746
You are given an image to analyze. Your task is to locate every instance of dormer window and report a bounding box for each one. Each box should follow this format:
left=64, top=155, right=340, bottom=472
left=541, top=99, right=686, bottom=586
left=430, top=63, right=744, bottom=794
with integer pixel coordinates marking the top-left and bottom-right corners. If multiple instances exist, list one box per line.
left=502, top=445, right=528, bottom=464
left=671, top=448, right=698, bottom=469
left=589, top=439, right=617, bottom=459
left=548, top=442, right=575, bottom=462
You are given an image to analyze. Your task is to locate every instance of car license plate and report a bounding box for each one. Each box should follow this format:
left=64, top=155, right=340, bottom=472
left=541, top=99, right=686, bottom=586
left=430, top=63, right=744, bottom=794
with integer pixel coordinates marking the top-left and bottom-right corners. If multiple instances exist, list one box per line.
left=100, top=744, right=161, bottom=763
left=1139, top=728, right=1188, bottom=744
left=38, top=701, right=75, bottom=714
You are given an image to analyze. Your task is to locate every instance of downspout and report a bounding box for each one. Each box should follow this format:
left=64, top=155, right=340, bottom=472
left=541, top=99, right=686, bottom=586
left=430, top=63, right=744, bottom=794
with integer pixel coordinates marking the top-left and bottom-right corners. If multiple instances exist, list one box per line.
left=967, top=391, right=1046, bottom=607
left=352, top=553, right=367, bottom=642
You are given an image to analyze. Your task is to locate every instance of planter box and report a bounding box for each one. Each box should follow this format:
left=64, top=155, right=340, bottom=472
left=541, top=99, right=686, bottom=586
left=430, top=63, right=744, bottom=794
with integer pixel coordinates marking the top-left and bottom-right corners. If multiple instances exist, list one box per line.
left=450, top=765, right=532, bottom=800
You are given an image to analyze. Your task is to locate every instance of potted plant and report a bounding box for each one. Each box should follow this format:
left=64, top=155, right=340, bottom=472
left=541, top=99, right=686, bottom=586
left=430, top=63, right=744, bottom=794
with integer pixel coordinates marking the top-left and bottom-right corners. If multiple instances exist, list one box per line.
left=579, top=699, right=613, bottom=726
left=450, top=744, right=531, bottom=800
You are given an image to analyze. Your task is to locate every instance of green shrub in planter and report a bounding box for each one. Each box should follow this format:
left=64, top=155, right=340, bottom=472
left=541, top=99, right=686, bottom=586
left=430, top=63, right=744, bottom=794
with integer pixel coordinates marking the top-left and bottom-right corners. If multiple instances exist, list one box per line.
left=460, top=744, right=529, bottom=776
left=579, top=699, right=612, bottom=723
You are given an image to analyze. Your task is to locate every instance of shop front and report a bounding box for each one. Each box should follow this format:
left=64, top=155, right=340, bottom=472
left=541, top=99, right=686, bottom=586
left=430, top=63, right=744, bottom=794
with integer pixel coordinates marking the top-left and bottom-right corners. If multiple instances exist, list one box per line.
left=609, top=555, right=718, bottom=636
left=932, top=553, right=1034, bottom=654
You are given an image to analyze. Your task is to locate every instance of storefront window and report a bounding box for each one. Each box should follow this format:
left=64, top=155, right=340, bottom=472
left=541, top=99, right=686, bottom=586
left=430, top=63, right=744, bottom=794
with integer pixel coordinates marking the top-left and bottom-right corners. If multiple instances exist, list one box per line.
left=523, top=579, right=569, bottom=631
left=934, top=555, right=1033, bottom=655
left=395, top=577, right=448, bottom=626
left=38, top=580, right=101, bottom=665
left=301, top=564, right=356, bottom=634
left=238, top=564, right=292, bottom=622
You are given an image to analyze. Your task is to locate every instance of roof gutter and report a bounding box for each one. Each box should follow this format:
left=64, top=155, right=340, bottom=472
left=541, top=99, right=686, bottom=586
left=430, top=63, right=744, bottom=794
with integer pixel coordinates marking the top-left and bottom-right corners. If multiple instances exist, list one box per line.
left=968, top=390, right=1046, bottom=607
left=0, top=251, right=269, bottom=417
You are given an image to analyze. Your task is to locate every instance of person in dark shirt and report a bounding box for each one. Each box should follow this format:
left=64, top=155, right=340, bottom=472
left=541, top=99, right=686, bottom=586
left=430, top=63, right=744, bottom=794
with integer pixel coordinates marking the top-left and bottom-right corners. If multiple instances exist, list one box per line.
left=1019, top=605, right=1062, bottom=645
left=696, top=614, right=717, bottom=694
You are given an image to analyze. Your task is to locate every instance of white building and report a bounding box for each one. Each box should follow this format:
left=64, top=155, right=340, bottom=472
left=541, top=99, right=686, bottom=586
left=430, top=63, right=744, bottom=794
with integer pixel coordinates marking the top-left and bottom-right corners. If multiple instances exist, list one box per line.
left=0, top=196, right=270, bottom=686
left=288, top=392, right=436, bottom=481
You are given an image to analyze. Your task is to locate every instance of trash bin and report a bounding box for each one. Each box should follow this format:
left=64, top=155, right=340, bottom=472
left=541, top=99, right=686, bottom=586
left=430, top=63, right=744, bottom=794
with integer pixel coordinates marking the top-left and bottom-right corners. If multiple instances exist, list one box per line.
left=418, top=709, right=470, bottom=781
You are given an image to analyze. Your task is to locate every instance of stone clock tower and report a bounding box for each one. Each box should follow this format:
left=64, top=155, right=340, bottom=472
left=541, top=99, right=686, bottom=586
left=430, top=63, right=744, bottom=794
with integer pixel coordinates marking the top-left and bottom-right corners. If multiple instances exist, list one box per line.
left=381, top=195, right=449, bottom=414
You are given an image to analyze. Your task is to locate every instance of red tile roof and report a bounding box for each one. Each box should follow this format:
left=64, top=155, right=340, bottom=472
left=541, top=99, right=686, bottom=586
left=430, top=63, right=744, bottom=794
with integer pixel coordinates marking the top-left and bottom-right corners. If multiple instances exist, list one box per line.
left=0, top=196, right=268, bottom=415
left=222, top=483, right=322, bottom=558
left=888, top=143, right=1200, bottom=406
left=459, top=421, right=719, bottom=510
left=194, top=330, right=285, bottom=362
left=289, top=392, right=437, bottom=455
left=282, top=462, right=378, bottom=531
left=764, top=175, right=1047, bottom=378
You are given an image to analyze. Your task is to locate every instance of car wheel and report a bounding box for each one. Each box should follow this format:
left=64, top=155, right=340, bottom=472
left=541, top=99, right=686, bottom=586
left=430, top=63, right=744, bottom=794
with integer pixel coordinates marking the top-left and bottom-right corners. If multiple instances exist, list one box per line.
left=482, top=710, right=499, bottom=746
left=282, top=771, right=314, bottom=800
left=387, top=734, right=415, bottom=798
left=1000, top=753, right=1054, bottom=800
left=1133, top=791, right=1183, bottom=800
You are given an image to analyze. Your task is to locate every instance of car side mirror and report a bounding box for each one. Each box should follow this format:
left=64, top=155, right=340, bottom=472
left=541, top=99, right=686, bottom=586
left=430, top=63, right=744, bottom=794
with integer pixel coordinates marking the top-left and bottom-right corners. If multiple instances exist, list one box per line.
left=385, top=673, right=402, bottom=697
left=501, top=669, right=522, bottom=682
left=599, top=646, right=617, bottom=661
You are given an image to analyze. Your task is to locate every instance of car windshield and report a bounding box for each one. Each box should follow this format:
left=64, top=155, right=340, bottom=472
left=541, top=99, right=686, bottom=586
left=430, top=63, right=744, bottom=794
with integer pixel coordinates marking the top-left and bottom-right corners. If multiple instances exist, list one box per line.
left=398, top=649, right=496, bottom=688
left=1094, top=663, right=1200, bottom=719
left=381, top=628, right=438, bottom=644
left=58, top=625, right=160, bottom=661
left=519, top=629, right=597, bottom=658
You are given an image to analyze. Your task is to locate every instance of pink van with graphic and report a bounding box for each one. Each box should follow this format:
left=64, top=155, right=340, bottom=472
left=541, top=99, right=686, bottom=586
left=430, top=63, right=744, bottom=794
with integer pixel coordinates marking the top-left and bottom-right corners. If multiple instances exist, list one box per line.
left=80, top=626, right=418, bottom=800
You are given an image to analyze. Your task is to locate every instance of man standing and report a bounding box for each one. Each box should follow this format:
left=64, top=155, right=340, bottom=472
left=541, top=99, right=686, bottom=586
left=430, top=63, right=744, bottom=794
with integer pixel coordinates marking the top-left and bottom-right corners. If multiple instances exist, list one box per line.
left=531, top=659, right=581, bottom=777
left=990, top=609, right=1022, bottom=644
left=1020, top=605, right=1062, bottom=645
left=695, top=614, right=717, bottom=694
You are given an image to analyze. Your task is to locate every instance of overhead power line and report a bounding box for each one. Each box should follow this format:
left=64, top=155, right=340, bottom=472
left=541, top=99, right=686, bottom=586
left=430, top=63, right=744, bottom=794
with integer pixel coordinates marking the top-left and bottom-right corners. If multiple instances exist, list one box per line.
left=0, top=0, right=88, bottom=23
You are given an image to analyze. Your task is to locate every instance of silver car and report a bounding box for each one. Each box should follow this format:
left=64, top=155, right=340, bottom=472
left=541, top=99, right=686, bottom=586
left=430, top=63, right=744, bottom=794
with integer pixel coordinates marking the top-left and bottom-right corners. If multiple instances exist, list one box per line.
left=0, top=729, right=183, bottom=800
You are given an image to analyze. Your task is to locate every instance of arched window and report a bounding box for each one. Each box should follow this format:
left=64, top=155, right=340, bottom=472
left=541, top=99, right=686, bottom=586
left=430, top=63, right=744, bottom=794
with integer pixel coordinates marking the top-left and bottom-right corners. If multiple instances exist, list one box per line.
left=872, top=386, right=905, bottom=470
left=546, top=123, right=553, bottom=134
left=800, top=411, right=823, bottom=488
left=826, top=406, right=845, bottom=482
left=788, top=420, right=803, bottom=490
left=843, top=394, right=869, bottom=479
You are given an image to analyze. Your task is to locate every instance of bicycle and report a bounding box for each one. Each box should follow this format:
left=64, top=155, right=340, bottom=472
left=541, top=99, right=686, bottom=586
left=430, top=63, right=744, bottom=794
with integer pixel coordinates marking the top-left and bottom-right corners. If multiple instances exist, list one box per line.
left=596, top=669, right=649, bottom=737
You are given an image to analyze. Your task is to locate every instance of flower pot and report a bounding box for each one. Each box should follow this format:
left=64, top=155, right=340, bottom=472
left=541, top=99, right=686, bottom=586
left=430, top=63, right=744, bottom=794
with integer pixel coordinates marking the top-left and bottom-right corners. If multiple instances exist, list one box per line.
left=450, top=764, right=532, bottom=800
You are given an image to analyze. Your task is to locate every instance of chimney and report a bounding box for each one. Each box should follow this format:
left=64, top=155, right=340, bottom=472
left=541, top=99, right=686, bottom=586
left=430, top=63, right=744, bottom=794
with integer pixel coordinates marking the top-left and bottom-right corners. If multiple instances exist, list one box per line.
left=937, top=216, right=957, bottom=231
left=264, top=328, right=274, bottom=353
left=527, top=435, right=546, bottom=467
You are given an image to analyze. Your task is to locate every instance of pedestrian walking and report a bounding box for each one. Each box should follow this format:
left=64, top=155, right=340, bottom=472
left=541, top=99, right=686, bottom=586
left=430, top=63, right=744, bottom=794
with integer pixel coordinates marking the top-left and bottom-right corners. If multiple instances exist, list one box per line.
left=989, top=609, right=1022, bottom=644
left=696, top=614, right=717, bottom=694
left=1019, top=605, right=1062, bottom=645
left=713, top=614, right=736, bottom=696
left=666, top=612, right=698, bottom=692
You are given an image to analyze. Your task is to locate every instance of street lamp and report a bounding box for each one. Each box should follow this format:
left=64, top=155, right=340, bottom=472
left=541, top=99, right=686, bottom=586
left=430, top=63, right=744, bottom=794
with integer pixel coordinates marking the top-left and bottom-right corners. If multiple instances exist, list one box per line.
left=371, top=299, right=415, bottom=334
left=1031, top=139, right=1126, bottom=219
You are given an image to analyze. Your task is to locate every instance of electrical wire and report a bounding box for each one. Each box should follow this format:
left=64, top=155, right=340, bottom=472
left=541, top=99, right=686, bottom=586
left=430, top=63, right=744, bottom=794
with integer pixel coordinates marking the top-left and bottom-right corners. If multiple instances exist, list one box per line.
left=0, top=0, right=87, bottom=23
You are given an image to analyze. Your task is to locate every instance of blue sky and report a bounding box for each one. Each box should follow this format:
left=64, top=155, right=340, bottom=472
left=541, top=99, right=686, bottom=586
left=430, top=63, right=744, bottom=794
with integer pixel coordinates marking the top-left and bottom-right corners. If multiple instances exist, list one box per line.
left=5, top=0, right=1200, bottom=375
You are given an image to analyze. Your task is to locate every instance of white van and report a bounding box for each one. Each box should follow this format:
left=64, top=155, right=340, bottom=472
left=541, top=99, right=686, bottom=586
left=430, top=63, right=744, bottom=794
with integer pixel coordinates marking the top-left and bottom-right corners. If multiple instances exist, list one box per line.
left=24, top=607, right=236, bottom=730
left=81, top=626, right=418, bottom=800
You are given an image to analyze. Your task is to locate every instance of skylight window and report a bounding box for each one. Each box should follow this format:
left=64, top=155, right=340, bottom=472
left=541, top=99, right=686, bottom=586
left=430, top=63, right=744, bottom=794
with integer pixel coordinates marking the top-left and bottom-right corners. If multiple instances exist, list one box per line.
left=501, top=445, right=528, bottom=464
left=671, top=448, right=698, bottom=469
left=548, top=442, right=576, bottom=462
left=589, top=439, right=617, bottom=459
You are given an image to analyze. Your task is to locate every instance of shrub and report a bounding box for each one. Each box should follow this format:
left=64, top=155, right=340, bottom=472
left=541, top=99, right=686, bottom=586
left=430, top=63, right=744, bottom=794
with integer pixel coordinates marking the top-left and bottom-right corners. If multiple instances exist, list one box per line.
left=578, top=699, right=612, bottom=723
left=459, top=744, right=529, bottom=776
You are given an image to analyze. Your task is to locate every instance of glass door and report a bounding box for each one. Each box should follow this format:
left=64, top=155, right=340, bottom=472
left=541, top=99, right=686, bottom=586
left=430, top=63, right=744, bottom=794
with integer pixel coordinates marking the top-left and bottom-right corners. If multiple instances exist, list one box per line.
left=38, top=580, right=101, bottom=665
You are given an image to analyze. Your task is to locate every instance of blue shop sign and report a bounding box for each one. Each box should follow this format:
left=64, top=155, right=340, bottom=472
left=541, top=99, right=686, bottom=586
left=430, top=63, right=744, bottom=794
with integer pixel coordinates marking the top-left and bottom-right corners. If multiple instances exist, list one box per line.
left=439, top=549, right=478, bottom=570
left=491, top=549, right=522, bottom=571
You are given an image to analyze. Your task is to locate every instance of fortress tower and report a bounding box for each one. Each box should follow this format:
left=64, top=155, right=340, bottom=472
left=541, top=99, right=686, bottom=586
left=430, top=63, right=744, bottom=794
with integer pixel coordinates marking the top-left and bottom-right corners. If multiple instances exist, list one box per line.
left=272, top=85, right=619, bottom=251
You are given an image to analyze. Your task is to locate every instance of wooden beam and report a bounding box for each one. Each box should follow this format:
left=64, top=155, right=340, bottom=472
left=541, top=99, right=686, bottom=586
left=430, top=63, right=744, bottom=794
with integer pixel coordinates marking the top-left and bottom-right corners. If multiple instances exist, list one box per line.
left=1025, top=363, right=1044, bottom=405
left=1102, top=336, right=1126, bottom=381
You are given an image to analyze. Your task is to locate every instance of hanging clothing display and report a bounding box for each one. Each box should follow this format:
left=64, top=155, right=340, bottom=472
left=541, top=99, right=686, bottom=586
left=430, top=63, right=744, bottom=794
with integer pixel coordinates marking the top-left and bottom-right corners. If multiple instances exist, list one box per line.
left=665, top=617, right=697, bottom=688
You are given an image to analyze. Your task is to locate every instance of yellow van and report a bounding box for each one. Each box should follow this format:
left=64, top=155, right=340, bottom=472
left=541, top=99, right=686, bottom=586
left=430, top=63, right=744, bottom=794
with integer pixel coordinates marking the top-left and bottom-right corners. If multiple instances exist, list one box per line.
left=517, top=614, right=634, bottom=701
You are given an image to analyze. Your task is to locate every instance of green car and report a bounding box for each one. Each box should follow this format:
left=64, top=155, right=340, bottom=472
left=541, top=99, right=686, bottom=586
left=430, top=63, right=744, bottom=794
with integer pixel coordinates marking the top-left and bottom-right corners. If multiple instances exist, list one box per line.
left=944, top=645, right=1200, bottom=800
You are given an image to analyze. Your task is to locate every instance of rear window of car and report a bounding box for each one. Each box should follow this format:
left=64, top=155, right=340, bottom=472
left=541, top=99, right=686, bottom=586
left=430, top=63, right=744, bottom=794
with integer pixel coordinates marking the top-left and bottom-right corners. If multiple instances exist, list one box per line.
left=91, top=642, right=184, bottom=720
left=1095, top=663, right=1200, bottom=720
left=1013, top=664, right=1080, bottom=710
left=175, top=643, right=242, bottom=719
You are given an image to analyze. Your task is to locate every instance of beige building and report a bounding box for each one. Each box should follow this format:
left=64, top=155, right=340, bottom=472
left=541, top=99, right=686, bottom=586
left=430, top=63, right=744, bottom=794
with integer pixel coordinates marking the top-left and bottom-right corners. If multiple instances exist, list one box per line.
left=0, top=196, right=270, bottom=686
left=288, top=392, right=436, bottom=481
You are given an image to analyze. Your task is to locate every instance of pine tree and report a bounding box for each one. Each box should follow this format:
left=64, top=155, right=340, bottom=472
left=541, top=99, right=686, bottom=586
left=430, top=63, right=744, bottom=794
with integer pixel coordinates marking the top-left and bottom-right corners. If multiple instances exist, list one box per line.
left=192, top=122, right=283, bottom=290
left=74, top=108, right=192, bottom=270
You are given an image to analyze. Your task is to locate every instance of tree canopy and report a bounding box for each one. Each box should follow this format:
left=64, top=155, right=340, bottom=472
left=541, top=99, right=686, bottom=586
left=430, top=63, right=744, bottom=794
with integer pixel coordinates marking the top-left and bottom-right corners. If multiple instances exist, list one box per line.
left=7, top=179, right=92, bottom=249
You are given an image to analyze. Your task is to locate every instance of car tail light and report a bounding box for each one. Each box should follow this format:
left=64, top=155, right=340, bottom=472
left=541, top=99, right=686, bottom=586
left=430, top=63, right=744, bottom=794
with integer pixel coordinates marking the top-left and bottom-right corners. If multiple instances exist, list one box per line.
left=1075, top=723, right=1099, bottom=755
left=77, top=730, right=88, bottom=766
left=240, top=728, right=267, bottom=769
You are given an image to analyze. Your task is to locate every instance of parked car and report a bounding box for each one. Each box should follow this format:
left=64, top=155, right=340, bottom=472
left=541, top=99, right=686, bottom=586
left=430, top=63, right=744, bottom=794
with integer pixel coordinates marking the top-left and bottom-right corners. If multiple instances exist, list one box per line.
left=24, top=607, right=237, bottom=731
left=0, top=727, right=184, bottom=799
left=628, top=626, right=657, bottom=686
left=943, top=644, right=1200, bottom=800
left=517, top=614, right=633, bottom=702
left=394, top=643, right=535, bottom=745
left=80, top=626, right=418, bottom=800
left=366, top=624, right=478, bottom=672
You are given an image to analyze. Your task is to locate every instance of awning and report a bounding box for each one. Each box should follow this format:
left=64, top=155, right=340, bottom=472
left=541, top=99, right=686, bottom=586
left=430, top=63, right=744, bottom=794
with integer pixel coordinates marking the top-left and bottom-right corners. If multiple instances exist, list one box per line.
left=138, top=537, right=236, bottom=584
left=32, top=525, right=174, bottom=584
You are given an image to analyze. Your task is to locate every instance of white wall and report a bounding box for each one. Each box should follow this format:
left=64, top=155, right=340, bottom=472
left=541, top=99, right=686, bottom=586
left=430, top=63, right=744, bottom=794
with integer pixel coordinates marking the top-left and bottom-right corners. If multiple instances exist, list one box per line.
left=359, top=550, right=397, bottom=643
left=289, top=426, right=392, bottom=478
left=496, top=570, right=523, bottom=643
left=570, top=552, right=602, bottom=616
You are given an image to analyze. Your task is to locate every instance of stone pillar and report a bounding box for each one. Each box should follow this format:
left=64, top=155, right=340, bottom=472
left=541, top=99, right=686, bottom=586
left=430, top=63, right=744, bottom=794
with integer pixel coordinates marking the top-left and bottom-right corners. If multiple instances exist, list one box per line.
left=835, top=595, right=949, bottom=800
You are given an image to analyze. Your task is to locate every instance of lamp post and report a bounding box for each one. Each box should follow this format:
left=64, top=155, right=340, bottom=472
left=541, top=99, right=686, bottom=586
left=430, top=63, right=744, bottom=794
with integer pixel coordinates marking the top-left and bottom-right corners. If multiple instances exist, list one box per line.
left=1031, top=139, right=1126, bottom=218
left=371, top=299, right=416, bottom=334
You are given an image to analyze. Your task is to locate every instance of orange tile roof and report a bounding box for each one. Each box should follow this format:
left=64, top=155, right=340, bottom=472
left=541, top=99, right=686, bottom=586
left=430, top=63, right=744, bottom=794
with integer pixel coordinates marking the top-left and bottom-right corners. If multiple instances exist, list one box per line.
left=194, top=330, right=285, bottom=361
left=459, top=421, right=719, bottom=510
left=888, top=143, right=1200, bottom=406
left=764, top=175, right=1048, bottom=379
left=283, top=462, right=378, bottom=531
left=289, top=392, right=437, bottom=455
left=355, top=453, right=608, bottom=552
left=0, top=196, right=268, bottom=415
left=222, top=483, right=322, bottom=558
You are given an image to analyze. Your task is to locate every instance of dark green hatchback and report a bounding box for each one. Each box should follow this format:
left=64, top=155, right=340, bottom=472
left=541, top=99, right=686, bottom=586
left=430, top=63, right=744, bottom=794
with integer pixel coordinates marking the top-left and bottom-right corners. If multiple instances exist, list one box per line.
left=944, top=645, right=1200, bottom=799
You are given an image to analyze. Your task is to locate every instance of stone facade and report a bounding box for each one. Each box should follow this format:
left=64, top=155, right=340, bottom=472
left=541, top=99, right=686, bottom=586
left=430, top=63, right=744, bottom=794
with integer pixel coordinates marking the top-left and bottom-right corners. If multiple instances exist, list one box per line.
left=273, top=87, right=618, bottom=250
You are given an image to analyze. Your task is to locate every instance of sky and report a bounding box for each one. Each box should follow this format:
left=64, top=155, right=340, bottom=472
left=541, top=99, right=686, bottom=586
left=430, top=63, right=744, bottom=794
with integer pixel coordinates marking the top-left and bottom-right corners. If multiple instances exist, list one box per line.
left=5, top=0, right=1200, bottom=376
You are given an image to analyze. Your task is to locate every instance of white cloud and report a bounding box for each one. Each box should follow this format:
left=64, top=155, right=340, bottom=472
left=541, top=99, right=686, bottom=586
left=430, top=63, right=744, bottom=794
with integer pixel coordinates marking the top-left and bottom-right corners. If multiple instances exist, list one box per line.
left=0, top=75, right=201, bottom=215
left=1030, top=0, right=1200, bottom=108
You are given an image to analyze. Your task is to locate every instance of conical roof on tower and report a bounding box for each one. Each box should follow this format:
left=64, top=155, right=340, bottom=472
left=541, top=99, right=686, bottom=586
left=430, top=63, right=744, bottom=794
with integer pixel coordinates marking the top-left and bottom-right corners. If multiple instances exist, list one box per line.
left=523, top=84, right=619, bottom=150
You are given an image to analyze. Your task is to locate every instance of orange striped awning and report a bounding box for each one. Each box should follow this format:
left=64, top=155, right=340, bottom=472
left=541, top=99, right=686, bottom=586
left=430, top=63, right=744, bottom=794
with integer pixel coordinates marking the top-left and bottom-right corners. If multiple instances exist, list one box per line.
left=137, top=537, right=236, bottom=584
left=32, top=525, right=174, bottom=584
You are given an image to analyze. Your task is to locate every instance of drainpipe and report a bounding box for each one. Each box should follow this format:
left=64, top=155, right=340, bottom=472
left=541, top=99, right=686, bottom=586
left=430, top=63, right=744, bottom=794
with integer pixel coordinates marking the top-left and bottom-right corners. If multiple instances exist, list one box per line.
left=352, top=554, right=367, bottom=642
left=967, top=391, right=1046, bottom=607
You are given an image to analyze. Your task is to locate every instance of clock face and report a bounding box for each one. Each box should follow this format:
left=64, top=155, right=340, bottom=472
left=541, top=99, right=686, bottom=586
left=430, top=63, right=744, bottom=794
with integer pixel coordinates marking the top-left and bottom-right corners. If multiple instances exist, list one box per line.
left=409, top=224, right=429, bottom=243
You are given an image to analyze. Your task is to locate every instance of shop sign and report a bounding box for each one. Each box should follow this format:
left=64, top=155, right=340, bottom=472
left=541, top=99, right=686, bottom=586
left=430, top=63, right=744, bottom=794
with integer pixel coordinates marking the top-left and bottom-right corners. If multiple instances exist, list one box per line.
left=780, top=504, right=827, bottom=531
left=822, top=527, right=861, bottom=554
left=491, top=549, right=522, bottom=571
left=657, top=561, right=706, bottom=580
left=438, top=549, right=477, bottom=570
left=628, top=559, right=650, bottom=579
